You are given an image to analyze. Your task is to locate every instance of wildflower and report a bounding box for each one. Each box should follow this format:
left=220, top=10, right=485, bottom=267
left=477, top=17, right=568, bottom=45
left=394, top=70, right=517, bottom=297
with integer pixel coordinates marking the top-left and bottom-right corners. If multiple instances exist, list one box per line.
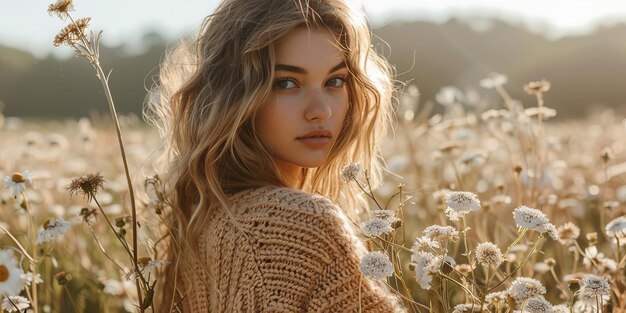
left=479, top=72, right=508, bottom=89
left=605, top=215, right=626, bottom=241
left=445, top=191, right=481, bottom=221
left=67, top=172, right=105, bottom=202
left=0, top=250, right=25, bottom=296
left=524, top=107, right=557, bottom=120
left=359, top=251, right=394, bottom=280
left=552, top=304, right=569, bottom=313
left=47, top=0, right=73, bottom=19
left=126, top=257, right=168, bottom=281
left=340, top=163, right=361, bottom=182
left=411, top=236, right=440, bottom=253
left=53, top=17, right=91, bottom=47
left=455, top=264, right=473, bottom=276
left=452, top=303, right=485, bottom=312
left=513, top=206, right=557, bottom=239
left=579, top=274, right=611, bottom=299
left=20, top=272, right=43, bottom=287
left=524, top=297, right=553, bottom=313
left=485, top=290, right=508, bottom=306
left=36, top=218, right=72, bottom=245
left=586, top=232, right=598, bottom=245
left=360, top=217, right=393, bottom=237
left=368, top=210, right=396, bottom=219
left=3, top=171, right=32, bottom=199
left=1, top=295, right=30, bottom=312
left=410, top=251, right=438, bottom=289
left=557, top=222, right=580, bottom=245
left=423, top=225, right=460, bottom=243
left=508, top=277, right=546, bottom=304
left=523, top=79, right=551, bottom=95
left=475, top=242, right=503, bottom=267
left=79, top=207, right=97, bottom=225
left=538, top=223, right=559, bottom=240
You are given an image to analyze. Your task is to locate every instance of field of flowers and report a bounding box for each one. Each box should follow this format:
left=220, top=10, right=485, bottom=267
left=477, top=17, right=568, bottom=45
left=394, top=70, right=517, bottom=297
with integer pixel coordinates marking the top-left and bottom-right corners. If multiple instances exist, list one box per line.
left=2, top=82, right=626, bottom=312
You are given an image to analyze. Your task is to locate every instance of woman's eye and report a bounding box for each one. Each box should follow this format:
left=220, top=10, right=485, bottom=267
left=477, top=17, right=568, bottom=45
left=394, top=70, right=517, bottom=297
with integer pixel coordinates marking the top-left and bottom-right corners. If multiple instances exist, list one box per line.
left=276, top=79, right=297, bottom=90
left=326, top=76, right=346, bottom=88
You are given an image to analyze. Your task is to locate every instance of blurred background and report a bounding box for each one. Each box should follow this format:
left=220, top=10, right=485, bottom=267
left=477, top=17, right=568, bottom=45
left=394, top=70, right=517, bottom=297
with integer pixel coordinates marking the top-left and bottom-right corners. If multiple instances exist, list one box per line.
left=2, top=0, right=626, bottom=119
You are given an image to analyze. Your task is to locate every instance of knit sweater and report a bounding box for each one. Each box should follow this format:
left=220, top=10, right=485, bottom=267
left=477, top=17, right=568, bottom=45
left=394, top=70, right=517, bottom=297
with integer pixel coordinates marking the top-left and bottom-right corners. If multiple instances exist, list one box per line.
left=180, top=185, right=407, bottom=312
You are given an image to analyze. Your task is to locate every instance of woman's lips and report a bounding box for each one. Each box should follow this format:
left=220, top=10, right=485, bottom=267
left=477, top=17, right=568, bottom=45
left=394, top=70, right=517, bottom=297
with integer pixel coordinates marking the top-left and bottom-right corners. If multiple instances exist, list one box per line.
left=296, top=136, right=331, bottom=149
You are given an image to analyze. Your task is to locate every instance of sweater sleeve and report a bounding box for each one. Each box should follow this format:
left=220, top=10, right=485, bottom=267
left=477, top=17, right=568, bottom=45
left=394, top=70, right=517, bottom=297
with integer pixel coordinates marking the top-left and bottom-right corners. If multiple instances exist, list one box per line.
left=305, top=198, right=407, bottom=313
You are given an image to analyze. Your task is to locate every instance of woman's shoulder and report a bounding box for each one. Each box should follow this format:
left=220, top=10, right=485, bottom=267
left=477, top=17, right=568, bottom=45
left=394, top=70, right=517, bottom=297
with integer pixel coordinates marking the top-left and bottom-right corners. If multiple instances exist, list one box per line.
left=229, top=185, right=340, bottom=215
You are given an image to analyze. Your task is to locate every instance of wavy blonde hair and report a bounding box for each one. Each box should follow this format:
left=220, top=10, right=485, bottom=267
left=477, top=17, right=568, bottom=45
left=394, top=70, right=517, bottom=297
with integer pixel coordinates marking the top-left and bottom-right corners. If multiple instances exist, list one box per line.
left=144, top=0, right=395, bottom=310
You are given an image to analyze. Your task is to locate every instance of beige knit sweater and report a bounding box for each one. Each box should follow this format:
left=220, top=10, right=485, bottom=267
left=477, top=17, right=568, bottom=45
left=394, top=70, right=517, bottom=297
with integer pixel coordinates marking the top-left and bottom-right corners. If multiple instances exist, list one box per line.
left=179, top=185, right=406, bottom=312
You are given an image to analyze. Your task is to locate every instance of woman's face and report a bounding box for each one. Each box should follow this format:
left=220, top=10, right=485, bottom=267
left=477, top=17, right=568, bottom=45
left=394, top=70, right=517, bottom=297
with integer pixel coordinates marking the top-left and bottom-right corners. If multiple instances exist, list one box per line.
left=255, top=27, right=349, bottom=182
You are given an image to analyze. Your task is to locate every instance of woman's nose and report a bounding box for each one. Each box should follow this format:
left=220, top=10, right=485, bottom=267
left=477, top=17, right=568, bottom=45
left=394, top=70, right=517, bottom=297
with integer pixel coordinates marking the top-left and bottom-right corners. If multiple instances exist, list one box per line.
left=304, top=89, right=332, bottom=122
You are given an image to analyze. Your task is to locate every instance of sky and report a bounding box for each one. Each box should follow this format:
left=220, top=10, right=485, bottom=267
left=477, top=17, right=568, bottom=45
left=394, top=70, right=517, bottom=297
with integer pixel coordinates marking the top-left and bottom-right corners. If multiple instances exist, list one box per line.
left=4, top=0, right=626, bottom=58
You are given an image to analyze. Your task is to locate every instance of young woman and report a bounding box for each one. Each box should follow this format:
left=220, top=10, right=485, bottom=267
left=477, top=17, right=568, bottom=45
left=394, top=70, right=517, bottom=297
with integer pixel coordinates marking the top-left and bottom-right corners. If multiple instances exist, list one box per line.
left=146, top=0, right=405, bottom=311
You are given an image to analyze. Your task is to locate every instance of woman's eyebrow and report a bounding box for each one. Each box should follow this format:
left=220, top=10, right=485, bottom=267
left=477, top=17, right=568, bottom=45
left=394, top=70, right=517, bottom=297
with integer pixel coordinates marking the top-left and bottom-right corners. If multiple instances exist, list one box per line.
left=275, top=61, right=346, bottom=74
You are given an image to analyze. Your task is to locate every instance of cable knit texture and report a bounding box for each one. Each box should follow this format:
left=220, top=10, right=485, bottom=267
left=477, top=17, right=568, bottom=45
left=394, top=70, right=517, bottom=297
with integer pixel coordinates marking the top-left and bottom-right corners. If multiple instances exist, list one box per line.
left=179, top=185, right=406, bottom=312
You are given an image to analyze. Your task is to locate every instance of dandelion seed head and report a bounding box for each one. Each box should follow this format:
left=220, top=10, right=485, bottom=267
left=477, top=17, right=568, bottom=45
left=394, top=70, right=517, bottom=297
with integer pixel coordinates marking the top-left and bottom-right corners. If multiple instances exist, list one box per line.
left=475, top=242, right=503, bottom=267
left=557, top=222, right=580, bottom=245
left=359, top=251, right=394, bottom=280
left=508, top=277, right=546, bottom=304
left=360, top=217, right=393, bottom=237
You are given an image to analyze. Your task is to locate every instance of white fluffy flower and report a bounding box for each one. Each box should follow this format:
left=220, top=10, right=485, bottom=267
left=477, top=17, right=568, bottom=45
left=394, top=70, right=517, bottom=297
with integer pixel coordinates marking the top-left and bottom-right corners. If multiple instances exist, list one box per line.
left=1, top=295, right=30, bottom=312
left=452, top=303, right=485, bottom=312
left=508, top=277, right=546, bottom=304
left=523, top=297, right=553, bottom=313
left=360, top=217, right=393, bottom=237
left=557, top=222, right=580, bottom=245
left=551, top=304, right=569, bottom=313
left=475, top=242, right=503, bottom=267
left=359, top=251, right=394, bottom=280
left=36, top=218, right=72, bottom=245
left=485, top=290, right=509, bottom=305
left=0, top=249, right=25, bottom=296
left=20, top=272, right=43, bottom=287
left=513, top=206, right=557, bottom=239
left=411, top=251, right=439, bottom=289
left=480, top=72, right=508, bottom=89
left=423, top=225, right=460, bottom=243
left=411, top=236, right=440, bottom=252
left=340, top=163, right=361, bottom=182
left=580, top=274, right=611, bottom=299
left=3, top=171, right=32, bottom=199
left=605, top=216, right=626, bottom=243
left=445, top=191, right=481, bottom=221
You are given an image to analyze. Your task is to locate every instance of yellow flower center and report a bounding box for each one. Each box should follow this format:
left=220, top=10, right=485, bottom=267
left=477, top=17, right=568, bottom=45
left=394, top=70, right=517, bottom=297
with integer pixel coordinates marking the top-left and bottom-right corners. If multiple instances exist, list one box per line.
left=138, top=257, right=151, bottom=268
left=0, top=265, right=9, bottom=282
left=11, top=173, right=25, bottom=184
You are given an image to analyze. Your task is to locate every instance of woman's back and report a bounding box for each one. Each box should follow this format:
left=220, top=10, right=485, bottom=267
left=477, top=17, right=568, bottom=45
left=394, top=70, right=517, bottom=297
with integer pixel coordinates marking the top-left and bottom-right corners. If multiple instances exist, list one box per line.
left=181, top=186, right=405, bottom=312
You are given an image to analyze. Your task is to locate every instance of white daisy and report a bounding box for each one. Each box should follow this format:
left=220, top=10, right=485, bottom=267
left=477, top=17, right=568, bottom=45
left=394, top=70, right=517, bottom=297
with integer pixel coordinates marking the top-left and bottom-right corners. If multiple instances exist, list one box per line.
left=445, top=191, right=481, bottom=221
left=340, top=163, right=361, bottom=182
left=1, top=295, right=30, bottom=312
left=36, top=218, right=72, bottom=245
left=3, top=171, right=32, bottom=199
left=0, top=249, right=25, bottom=296
left=360, top=217, right=393, bottom=237
left=359, top=251, right=394, bottom=280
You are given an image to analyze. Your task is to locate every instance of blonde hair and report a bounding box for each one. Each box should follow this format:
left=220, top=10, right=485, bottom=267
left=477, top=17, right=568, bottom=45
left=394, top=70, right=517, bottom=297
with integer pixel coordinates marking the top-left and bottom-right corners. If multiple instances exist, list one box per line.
left=144, top=0, right=395, bottom=310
